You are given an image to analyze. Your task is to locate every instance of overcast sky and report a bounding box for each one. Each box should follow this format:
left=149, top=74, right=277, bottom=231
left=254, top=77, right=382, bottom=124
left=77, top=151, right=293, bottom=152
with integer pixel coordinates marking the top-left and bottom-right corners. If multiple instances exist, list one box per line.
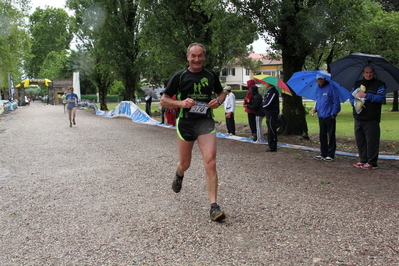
left=30, top=0, right=266, bottom=53
left=30, top=0, right=66, bottom=11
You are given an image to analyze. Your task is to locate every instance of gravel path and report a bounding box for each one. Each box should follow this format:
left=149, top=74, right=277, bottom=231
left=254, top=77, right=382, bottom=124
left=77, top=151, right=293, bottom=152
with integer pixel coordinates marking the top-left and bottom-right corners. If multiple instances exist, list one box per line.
left=1, top=102, right=399, bottom=265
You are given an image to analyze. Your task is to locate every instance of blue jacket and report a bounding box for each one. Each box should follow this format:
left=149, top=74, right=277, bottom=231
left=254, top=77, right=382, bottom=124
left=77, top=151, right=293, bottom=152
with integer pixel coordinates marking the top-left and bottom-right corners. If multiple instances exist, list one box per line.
left=315, top=82, right=341, bottom=118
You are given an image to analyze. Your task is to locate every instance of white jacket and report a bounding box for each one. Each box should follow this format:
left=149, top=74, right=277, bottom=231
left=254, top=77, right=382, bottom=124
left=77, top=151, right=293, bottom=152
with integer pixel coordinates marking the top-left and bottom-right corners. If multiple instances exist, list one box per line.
left=224, top=92, right=236, bottom=113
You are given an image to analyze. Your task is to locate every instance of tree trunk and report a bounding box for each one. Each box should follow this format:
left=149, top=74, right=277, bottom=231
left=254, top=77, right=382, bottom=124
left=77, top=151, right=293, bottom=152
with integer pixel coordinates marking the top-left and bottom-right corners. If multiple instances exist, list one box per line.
left=123, top=72, right=139, bottom=102
left=282, top=94, right=309, bottom=138
left=391, top=91, right=398, bottom=111
left=123, top=82, right=135, bottom=102
left=281, top=51, right=309, bottom=138
left=99, top=86, right=108, bottom=111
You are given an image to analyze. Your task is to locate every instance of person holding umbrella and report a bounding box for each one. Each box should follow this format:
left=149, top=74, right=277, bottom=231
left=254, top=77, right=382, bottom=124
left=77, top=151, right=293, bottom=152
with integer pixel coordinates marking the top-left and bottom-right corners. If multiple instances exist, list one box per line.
left=350, top=66, right=386, bottom=170
left=145, top=93, right=152, bottom=116
left=312, top=74, right=341, bottom=162
left=262, top=81, right=280, bottom=152
left=160, top=43, right=226, bottom=221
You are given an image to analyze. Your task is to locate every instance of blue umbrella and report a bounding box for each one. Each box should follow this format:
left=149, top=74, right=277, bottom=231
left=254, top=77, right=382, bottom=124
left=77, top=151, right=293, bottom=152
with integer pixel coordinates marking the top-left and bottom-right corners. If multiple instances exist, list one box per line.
left=287, top=70, right=350, bottom=103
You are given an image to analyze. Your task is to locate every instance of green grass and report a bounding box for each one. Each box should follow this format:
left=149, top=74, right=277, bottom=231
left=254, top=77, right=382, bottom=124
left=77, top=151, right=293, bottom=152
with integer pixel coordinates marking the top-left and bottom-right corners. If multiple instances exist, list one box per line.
left=101, top=101, right=399, bottom=141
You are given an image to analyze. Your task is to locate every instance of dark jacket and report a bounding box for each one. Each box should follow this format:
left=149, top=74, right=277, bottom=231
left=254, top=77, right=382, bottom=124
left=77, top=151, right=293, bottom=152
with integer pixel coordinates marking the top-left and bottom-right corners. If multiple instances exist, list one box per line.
left=262, top=86, right=280, bottom=116
left=247, top=88, right=264, bottom=117
left=350, top=78, right=385, bottom=122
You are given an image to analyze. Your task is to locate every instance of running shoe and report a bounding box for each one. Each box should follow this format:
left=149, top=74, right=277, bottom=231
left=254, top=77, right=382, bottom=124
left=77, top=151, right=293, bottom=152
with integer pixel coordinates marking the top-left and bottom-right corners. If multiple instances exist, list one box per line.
left=324, top=156, right=334, bottom=162
left=210, top=204, right=226, bottom=221
left=360, top=163, right=378, bottom=170
left=314, top=155, right=325, bottom=160
left=73, top=119, right=76, bottom=125
left=353, top=162, right=365, bottom=168
left=172, top=172, right=183, bottom=193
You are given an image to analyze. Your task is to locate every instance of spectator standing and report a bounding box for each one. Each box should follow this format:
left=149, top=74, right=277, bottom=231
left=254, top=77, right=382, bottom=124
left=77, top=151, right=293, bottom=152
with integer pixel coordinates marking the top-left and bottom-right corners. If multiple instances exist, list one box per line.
left=165, top=95, right=177, bottom=126
left=224, top=86, right=236, bottom=135
left=247, top=85, right=265, bottom=143
left=159, top=92, right=166, bottom=124
left=244, top=80, right=257, bottom=141
left=145, top=93, right=152, bottom=116
left=262, top=82, right=280, bottom=152
left=349, top=66, right=386, bottom=169
left=312, top=75, right=341, bottom=161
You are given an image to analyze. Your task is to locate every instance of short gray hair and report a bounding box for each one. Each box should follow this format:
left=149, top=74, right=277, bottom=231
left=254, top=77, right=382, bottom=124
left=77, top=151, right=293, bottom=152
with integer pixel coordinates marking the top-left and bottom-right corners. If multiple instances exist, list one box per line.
left=187, top=43, right=206, bottom=55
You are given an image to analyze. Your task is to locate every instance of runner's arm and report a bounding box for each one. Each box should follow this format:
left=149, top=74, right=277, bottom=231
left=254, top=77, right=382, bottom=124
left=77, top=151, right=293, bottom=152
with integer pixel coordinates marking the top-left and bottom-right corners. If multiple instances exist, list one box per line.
left=160, top=93, right=195, bottom=109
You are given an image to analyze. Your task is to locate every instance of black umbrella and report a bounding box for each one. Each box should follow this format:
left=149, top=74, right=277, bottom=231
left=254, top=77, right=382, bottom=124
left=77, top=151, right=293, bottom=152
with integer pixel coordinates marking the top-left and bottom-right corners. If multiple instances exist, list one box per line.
left=141, top=87, right=158, bottom=99
left=330, top=53, right=399, bottom=93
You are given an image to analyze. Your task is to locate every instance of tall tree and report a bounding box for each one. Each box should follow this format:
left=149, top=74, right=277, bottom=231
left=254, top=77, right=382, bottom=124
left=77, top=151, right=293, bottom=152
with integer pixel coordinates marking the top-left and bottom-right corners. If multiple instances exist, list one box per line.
left=233, top=0, right=379, bottom=137
left=351, top=10, right=399, bottom=111
left=379, top=0, right=399, bottom=11
left=69, top=50, right=97, bottom=95
left=0, top=0, right=30, bottom=96
left=67, top=0, right=144, bottom=104
left=140, top=0, right=257, bottom=86
left=39, top=50, right=71, bottom=80
left=26, top=7, right=73, bottom=78
left=376, top=1, right=399, bottom=111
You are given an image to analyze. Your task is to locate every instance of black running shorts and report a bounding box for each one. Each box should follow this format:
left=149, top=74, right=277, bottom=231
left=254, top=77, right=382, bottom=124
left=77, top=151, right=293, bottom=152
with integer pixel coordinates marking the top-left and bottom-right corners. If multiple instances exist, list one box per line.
left=177, top=117, right=216, bottom=141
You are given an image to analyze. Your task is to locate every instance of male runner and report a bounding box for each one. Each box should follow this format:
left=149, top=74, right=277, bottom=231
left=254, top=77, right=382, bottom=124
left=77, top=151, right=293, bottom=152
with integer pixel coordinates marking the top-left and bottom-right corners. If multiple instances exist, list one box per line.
left=160, top=43, right=226, bottom=221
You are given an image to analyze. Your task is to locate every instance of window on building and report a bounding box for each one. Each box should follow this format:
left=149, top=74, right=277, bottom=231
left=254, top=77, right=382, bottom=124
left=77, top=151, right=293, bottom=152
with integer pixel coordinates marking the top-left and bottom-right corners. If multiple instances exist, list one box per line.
left=261, top=70, right=282, bottom=77
left=222, top=68, right=228, bottom=76
left=232, top=68, right=235, bottom=76
left=245, top=68, right=250, bottom=75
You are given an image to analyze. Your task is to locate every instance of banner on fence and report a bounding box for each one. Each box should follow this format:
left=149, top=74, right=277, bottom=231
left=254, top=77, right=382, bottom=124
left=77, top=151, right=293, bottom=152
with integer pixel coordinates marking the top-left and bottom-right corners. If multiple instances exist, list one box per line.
left=95, top=101, right=159, bottom=124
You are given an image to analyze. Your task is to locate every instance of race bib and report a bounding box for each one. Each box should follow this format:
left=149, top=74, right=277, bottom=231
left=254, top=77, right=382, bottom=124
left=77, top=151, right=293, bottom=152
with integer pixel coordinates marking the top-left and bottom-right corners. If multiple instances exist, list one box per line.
left=189, top=101, right=209, bottom=115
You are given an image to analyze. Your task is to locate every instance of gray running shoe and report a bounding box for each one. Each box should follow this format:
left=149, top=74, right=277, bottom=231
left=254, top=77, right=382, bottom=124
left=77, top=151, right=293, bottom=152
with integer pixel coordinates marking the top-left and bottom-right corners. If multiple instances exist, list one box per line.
left=172, top=172, right=183, bottom=193
left=210, top=204, right=226, bottom=221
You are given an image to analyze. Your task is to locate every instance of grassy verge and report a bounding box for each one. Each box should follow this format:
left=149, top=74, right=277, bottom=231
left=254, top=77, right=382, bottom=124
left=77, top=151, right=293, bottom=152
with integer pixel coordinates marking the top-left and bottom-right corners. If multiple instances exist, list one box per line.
left=101, top=101, right=399, bottom=141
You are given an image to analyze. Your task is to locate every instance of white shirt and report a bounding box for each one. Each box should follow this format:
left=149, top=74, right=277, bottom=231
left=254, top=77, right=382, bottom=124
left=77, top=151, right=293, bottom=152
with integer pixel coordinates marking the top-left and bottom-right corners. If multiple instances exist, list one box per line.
left=224, top=92, right=236, bottom=113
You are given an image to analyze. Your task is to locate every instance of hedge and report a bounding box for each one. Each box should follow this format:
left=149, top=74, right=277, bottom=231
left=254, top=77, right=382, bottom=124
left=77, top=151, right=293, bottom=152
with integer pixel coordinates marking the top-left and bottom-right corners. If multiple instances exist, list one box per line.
left=81, top=90, right=248, bottom=102
left=80, top=95, right=122, bottom=102
left=231, top=90, right=247, bottom=99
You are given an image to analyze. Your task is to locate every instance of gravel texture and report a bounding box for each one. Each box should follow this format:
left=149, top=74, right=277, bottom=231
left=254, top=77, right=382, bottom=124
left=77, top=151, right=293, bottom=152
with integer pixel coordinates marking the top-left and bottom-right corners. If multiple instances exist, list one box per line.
left=1, top=102, right=399, bottom=265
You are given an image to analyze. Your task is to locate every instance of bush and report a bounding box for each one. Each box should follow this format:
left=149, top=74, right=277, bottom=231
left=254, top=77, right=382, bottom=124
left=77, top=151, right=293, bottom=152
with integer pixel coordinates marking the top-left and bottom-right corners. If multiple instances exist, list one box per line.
left=81, top=95, right=122, bottom=102
left=81, top=95, right=97, bottom=102
left=232, top=90, right=248, bottom=99
left=81, top=94, right=122, bottom=103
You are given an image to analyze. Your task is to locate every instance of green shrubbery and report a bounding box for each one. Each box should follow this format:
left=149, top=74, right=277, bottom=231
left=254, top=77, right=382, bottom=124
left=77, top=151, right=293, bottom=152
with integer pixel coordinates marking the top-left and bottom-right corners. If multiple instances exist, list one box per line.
left=83, top=90, right=246, bottom=102
left=81, top=95, right=122, bottom=102
left=231, top=90, right=247, bottom=99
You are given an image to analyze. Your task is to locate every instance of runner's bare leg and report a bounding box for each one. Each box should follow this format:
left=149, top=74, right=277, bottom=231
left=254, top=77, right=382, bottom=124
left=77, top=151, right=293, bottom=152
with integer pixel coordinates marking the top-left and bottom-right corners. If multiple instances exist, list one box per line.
left=197, top=132, right=218, bottom=204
